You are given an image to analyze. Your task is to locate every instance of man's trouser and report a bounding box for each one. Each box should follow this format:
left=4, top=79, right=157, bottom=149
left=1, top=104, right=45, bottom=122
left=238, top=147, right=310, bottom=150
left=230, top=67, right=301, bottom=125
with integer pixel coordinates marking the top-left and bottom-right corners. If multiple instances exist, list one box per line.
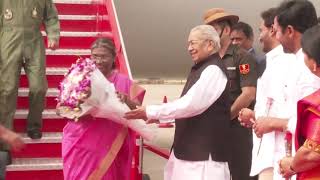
left=228, top=120, right=253, bottom=180
left=0, top=151, right=10, bottom=180
left=0, top=30, right=47, bottom=143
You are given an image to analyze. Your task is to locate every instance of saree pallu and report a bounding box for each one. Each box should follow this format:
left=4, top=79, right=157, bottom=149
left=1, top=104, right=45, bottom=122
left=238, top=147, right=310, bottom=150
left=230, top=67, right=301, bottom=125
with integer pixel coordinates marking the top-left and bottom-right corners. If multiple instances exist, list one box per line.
left=296, top=89, right=320, bottom=180
left=62, top=71, right=145, bottom=180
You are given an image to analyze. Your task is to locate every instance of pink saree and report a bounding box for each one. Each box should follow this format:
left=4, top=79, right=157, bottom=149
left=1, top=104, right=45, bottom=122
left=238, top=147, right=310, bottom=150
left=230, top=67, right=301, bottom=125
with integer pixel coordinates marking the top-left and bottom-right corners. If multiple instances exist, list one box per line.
left=296, top=89, right=320, bottom=180
left=62, top=71, right=145, bottom=180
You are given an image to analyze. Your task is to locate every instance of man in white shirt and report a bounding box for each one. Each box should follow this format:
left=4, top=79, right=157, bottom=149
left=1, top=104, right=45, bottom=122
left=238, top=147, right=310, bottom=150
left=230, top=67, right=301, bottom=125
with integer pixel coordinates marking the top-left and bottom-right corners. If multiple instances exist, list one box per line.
left=240, top=7, right=296, bottom=180
left=125, top=25, right=231, bottom=180
left=274, top=0, right=320, bottom=135
left=240, top=1, right=320, bottom=179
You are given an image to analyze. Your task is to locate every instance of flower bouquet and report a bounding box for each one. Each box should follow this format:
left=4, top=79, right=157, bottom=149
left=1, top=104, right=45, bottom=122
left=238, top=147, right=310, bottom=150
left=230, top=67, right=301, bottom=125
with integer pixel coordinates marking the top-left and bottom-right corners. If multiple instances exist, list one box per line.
left=56, top=58, right=154, bottom=140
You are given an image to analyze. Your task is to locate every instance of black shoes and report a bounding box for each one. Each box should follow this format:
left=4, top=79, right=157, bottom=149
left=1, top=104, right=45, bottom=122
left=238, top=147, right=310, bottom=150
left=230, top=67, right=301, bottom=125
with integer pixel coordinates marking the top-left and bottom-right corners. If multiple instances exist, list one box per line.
left=27, top=130, right=42, bottom=139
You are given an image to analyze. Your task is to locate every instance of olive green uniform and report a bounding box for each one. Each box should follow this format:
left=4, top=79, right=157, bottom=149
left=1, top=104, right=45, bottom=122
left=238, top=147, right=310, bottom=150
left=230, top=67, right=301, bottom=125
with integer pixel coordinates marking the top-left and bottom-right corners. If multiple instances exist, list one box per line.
left=222, top=44, right=258, bottom=180
left=0, top=0, right=60, bottom=148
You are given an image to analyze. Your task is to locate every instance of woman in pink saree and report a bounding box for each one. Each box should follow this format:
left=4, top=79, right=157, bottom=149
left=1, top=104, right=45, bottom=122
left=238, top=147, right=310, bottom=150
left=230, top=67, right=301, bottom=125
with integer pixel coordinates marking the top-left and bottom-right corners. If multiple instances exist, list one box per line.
left=279, top=25, right=320, bottom=179
left=62, top=38, right=146, bottom=180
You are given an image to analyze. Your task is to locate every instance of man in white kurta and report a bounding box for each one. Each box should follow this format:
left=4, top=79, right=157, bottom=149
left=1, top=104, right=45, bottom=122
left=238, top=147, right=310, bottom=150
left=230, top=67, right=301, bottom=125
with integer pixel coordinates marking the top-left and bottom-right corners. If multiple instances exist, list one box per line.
left=240, top=3, right=320, bottom=180
left=125, top=25, right=231, bottom=180
left=248, top=45, right=320, bottom=180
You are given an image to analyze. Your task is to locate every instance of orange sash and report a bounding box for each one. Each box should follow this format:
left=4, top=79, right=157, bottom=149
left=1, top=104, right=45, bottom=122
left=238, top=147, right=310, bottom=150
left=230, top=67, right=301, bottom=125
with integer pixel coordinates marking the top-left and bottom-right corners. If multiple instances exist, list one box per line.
left=88, top=127, right=128, bottom=180
left=88, top=82, right=145, bottom=179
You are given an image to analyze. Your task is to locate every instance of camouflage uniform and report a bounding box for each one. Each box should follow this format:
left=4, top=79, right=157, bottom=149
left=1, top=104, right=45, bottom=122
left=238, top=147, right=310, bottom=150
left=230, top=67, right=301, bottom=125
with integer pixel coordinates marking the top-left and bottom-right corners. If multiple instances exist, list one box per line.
left=0, top=0, right=60, bottom=146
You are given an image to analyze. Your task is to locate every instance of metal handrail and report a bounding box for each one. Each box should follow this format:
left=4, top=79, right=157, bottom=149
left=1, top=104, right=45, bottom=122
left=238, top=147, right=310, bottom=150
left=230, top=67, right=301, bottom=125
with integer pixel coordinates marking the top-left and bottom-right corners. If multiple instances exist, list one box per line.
left=143, top=142, right=170, bottom=159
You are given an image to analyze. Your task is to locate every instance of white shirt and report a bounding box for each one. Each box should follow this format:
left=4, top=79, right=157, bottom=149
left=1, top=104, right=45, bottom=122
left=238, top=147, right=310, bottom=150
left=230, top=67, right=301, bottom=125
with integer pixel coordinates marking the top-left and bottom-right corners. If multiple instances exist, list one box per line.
left=251, top=46, right=320, bottom=179
left=286, top=49, right=320, bottom=133
left=146, top=65, right=227, bottom=122
left=251, top=45, right=295, bottom=178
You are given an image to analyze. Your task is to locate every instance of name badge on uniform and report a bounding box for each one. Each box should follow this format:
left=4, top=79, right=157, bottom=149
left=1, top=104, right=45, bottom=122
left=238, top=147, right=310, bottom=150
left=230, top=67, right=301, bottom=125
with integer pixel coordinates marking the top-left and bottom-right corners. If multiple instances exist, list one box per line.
left=227, top=67, right=236, bottom=70
left=32, top=7, right=38, bottom=18
left=4, top=9, right=13, bottom=20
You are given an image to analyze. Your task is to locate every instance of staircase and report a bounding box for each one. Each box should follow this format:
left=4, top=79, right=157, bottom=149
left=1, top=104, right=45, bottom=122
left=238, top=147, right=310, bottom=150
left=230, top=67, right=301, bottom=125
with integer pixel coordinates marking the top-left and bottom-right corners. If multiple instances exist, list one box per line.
left=6, top=0, right=129, bottom=179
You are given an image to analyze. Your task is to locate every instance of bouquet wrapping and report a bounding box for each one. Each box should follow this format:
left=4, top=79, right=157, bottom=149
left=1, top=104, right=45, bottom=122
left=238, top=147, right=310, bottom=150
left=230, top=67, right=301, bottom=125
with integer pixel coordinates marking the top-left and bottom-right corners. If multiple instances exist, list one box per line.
left=56, top=58, right=154, bottom=140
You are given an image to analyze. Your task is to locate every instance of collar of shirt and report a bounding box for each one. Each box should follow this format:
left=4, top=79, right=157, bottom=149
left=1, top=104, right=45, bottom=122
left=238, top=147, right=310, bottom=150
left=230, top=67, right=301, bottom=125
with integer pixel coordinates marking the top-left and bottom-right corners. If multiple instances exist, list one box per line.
left=295, top=48, right=304, bottom=62
left=266, top=45, right=283, bottom=61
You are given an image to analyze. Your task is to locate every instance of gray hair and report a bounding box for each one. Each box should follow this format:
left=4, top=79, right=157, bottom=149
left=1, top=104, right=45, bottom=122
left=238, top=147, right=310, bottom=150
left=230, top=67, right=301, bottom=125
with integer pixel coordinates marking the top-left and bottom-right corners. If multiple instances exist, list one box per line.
left=91, top=38, right=116, bottom=58
left=190, top=25, right=221, bottom=53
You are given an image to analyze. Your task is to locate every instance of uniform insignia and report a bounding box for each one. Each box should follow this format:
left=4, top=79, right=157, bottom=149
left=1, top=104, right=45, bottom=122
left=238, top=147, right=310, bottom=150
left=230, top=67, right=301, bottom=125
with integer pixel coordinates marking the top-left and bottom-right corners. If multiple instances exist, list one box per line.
left=239, top=64, right=250, bottom=74
left=32, top=7, right=38, bottom=18
left=4, top=9, right=13, bottom=20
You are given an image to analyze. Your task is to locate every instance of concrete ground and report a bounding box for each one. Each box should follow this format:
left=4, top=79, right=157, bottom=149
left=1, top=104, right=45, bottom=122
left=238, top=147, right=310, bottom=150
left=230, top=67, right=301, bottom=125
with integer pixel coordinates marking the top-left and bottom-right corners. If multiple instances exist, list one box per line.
left=138, top=84, right=184, bottom=180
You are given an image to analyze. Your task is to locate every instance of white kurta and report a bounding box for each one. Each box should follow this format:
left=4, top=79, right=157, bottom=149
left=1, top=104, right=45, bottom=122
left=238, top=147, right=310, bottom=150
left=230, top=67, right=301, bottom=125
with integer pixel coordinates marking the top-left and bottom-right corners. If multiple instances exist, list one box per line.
left=251, top=46, right=320, bottom=180
left=146, top=65, right=230, bottom=180
left=251, top=45, right=295, bottom=179
left=286, top=49, right=320, bottom=133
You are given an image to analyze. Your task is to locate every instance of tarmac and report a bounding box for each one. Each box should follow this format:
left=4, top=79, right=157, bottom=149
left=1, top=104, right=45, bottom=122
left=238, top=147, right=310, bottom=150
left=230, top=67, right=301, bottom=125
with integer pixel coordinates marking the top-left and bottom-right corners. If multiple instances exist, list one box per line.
left=138, top=84, right=184, bottom=180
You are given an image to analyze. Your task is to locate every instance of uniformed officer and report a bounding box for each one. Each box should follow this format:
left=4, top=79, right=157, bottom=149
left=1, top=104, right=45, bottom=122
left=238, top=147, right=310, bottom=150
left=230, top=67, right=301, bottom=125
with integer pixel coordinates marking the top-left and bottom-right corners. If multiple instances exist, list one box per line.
left=0, top=0, right=60, bottom=144
left=203, top=8, right=258, bottom=180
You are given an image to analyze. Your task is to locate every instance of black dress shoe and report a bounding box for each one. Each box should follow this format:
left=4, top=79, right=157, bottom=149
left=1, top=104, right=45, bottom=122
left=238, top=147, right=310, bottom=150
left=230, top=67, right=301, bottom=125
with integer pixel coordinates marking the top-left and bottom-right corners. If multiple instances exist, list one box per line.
left=27, top=130, right=42, bottom=139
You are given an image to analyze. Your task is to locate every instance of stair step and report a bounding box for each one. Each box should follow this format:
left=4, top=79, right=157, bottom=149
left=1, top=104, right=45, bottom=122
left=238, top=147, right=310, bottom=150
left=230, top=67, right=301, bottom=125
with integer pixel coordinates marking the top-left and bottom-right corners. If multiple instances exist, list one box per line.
left=21, top=49, right=89, bottom=69
left=20, top=75, right=64, bottom=89
left=54, top=0, right=92, bottom=4
left=58, top=18, right=110, bottom=32
left=14, top=118, right=68, bottom=133
left=56, top=2, right=96, bottom=16
left=17, top=88, right=58, bottom=109
left=47, top=55, right=90, bottom=67
left=17, top=96, right=57, bottom=109
left=18, top=88, right=58, bottom=97
left=59, top=15, right=99, bottom=21
left=43, top=34, right=112, bottom=49
left=46, top=49, right=91, bottom=56
left=12, top=133, right=62, bottom=158
left=20, top=68, right=64, bottom=88
left=41, top=15, right=110, bottom=32
left=47, top=37, right=96, bottom=49
left=21, top=67, right=68, bottom=76
left=21, top=132, right=62, bottom=144
left=42, top=31, right=112, bottom=37
left=6, top=170, right=63, bottom=180
left=15, top=109, right=61, bottom=120
left=7, top=158, right=62, bottom=171
left=20, top=67, right=67, bottom=88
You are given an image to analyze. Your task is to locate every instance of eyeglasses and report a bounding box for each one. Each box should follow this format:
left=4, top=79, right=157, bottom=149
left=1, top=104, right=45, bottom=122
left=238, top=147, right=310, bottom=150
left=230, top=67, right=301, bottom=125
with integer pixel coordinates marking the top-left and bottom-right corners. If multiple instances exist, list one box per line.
left=188, top=39, right=211, bottom=47
left=90, top=54, right=113, bottom=62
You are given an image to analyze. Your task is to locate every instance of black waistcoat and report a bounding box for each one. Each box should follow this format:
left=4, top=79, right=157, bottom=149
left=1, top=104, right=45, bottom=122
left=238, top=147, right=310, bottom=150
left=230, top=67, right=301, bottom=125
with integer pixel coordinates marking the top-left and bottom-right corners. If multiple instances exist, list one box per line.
left=173, top=53, right=231, bottom=162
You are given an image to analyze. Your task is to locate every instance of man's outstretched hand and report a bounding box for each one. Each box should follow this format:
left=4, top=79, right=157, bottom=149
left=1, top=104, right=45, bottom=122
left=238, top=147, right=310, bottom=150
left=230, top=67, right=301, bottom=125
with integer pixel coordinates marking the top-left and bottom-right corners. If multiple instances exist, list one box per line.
left=0, top=127, right=25, bottom=152
left=124, top=106, right=148, bottom=120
